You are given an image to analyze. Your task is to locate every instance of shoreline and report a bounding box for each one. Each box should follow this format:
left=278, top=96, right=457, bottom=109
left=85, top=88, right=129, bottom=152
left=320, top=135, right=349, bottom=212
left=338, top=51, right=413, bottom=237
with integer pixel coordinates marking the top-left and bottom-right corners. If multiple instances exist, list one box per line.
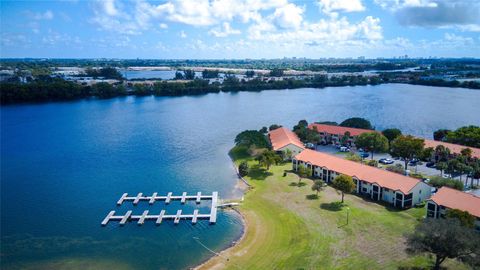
left=191, top=207, right=248, bottom=270
left=191, top=158, right=250, bottom=270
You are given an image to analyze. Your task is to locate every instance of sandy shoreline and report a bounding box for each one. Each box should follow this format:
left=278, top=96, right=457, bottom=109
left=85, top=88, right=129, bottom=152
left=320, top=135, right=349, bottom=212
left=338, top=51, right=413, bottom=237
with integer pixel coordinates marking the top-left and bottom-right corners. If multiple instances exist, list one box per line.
left=191, top=158, right=250, bottom=270
left=191, top=207, right=248, bottom=270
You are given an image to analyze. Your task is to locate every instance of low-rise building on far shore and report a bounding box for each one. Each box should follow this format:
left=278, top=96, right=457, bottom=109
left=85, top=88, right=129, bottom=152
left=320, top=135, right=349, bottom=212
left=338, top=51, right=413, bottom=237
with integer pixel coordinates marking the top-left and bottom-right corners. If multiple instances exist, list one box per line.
left=269, top=127, right=305, bottom=157
left=293, top=149, right=432, bottom=208
left=307, top=123, right=375, bottom=146
left=426, top=187, right=480, bottom=231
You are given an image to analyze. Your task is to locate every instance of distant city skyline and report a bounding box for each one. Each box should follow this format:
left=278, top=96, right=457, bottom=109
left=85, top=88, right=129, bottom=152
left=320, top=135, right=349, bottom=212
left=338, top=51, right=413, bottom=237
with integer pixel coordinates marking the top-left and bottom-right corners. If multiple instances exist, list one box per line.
left=1, top=0, right=480, bottom=59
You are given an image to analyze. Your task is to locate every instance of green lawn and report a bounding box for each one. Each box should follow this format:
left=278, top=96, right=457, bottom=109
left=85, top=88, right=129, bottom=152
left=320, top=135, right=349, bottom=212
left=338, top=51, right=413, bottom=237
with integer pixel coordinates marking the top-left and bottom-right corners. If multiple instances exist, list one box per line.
left=200, top=146, right=470, bottom=270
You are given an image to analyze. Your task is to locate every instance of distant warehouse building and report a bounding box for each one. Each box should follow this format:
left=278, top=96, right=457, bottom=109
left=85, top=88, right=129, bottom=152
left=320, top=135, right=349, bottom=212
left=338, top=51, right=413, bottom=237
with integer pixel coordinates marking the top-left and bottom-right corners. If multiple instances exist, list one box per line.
left=293, top=149, right=432, bottom=208
left=307, top=123, right=375, bottom=146
left=426, top=187, right=480, bottom=231
left=269, top=127, right=305, bottom=157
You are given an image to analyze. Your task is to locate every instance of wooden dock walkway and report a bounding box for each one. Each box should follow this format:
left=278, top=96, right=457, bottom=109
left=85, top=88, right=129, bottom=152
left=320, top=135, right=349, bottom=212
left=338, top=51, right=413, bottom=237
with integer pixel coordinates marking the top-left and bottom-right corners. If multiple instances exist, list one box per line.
left=102, top=191, right=219, bottom=226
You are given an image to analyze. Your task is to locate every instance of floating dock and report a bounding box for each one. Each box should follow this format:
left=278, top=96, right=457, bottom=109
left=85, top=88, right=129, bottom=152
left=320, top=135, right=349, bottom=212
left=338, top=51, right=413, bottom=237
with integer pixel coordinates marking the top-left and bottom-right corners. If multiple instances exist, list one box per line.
left=116, top=191, right=214, bottom=206
left=102, top=191, right=219, bottom=226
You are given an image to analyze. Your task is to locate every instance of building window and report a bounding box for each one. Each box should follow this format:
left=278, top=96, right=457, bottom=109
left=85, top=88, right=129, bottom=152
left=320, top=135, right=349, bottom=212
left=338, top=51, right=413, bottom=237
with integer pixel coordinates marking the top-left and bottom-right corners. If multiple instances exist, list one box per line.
left=419, top=190, right=422, bottom=194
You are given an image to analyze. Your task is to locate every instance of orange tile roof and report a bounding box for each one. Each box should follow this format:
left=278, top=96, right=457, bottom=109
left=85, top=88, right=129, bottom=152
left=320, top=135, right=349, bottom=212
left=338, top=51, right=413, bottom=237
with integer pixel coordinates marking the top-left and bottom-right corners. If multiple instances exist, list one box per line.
left=308, top=123, right=375, bottom=137
left=424, top=139, right=480, bottom=159
left=269, top=127, right=305, bottom=151
left=429, top=187, right=480, bottom=218
left=294, top=149, right=424, bottom=194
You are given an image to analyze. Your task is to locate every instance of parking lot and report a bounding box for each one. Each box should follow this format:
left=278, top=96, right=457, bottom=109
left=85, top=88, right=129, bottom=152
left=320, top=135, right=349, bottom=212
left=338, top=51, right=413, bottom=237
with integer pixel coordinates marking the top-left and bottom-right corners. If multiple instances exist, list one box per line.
left=314, top=144, right=452, bottom=179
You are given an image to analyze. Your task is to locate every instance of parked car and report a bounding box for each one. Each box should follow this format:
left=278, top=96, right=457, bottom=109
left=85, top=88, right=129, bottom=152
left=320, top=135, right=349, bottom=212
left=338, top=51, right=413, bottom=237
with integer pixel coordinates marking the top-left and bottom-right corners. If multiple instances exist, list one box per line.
left=379, top=158, right=394, bottom=164
left=339, top=146, right=350, bottom=152
left=360, top=152, right=369, bottom=158
left=422, top=178, right=430, bottom=183
left=408, top=158, right=420, bottom=166
left=305, top=143, right=315, bottom=149
left=426, top=161, right=435, bottom=168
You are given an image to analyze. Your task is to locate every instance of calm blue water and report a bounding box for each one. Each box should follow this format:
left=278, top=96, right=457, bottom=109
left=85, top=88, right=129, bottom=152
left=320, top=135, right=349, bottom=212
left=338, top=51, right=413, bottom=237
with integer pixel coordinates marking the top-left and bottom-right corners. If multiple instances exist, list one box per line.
left=122, top=70, right=177, bottom=80
left=2, top=84, right=480, bottom=269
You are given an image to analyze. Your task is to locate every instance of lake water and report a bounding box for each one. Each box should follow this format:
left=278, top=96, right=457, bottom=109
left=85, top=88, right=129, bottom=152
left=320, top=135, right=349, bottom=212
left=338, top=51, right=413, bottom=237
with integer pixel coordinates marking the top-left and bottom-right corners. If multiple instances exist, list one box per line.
left=122, top=70, right=177, bottom=80
left=2, top=84, right=480, bottom=269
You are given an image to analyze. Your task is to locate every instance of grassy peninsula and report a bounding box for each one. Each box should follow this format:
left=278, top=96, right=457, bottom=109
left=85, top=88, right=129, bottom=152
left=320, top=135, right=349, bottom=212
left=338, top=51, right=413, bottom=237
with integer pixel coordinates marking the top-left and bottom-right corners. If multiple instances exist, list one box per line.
left=198, top=146, right=469, bottom=270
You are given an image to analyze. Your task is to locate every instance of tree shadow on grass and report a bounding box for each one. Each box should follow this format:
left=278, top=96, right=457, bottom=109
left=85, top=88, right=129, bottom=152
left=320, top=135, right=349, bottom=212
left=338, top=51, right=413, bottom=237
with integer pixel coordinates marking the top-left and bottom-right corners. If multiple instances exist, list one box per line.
left=320, top=201, right=344, bottom=211
left=306, top=194, right=319, bottom=200
left=248, top=165, right=273, bottom=181
left=289, top=182, right=307, bottom=187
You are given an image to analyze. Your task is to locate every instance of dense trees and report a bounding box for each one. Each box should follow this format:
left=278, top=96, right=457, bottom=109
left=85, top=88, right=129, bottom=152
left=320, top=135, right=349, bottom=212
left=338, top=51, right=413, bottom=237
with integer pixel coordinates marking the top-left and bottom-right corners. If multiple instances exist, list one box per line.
left=0, top=79, right=88, bottom=103
left=446, top=209, right=475, bottom=228
left=293, top=120, right=320, bottom=143
left=269, top=68, right=284, bottom=77
left=245, top=70, right=255, bottom=77
left=433, top=129, right=450, bottom=141
left=339, top=117, right=373, bottom=130
left=256, top=150, right=281, bottom=170
left=406, top=219, right=480, bottom=270
left=354, top=132, right=389, bottom=160
left=390, top=135, right=425, bottom=170
left=234, top=130, right=269, bottom=149
left=202, top=69, right=219, bottom=79
left=268, top=124, right=282, bottom=131
left=444, top=126, right=480, bottom=148
left=429, top=176, right=464, bottom=190
left=382, top=128, right=402, bottom=143
left=85, top=67, right=124, bottom=80
left=332, top=174, right=355, bottom=203
left=238, top=161, right=249, bottom=177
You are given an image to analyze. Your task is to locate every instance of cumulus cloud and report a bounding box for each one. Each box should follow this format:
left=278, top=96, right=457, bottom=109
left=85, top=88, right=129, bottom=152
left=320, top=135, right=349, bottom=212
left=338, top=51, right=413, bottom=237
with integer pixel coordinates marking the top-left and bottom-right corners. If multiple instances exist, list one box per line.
left=209, top=22, right=241, bottom=37
left=248, top=15, right=382, bottom=45
left=88, top=0, right=383, bottom=53
left=272, top=3, right=304, bottom=29
left=317, top=0, right=365, bottom=14
left=375, top=0, right=480, bottom=31
left=26, top=10, right=54, bottom=20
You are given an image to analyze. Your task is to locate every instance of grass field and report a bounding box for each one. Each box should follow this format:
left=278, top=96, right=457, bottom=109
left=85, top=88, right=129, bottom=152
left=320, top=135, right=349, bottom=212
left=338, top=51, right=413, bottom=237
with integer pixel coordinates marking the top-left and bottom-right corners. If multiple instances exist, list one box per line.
left=198, top=146, right=469, bottom=270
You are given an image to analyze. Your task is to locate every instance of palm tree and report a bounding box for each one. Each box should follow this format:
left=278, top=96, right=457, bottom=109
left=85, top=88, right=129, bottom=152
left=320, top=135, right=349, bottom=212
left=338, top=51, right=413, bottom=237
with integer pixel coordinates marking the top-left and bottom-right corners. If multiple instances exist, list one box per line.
left=436, top=162, right=447, bottom=177
left=311, top=180, right=325, bottom=196
left=297, top=164, right=311, bottom=184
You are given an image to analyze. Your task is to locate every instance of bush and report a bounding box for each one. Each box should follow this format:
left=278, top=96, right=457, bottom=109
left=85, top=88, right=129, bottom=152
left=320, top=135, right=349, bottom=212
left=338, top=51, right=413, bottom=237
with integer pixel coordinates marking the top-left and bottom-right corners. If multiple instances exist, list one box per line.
left=238, top=161, right=249, bottom=177
left=386, top=164, right=405, bottom=174
left=409, top=173, right=425, bottom=179
left=429, top=176, right=464, bottom=190
left=346, top=152, right=362, bottom=162
left=367, top=160, right=378, bottom=167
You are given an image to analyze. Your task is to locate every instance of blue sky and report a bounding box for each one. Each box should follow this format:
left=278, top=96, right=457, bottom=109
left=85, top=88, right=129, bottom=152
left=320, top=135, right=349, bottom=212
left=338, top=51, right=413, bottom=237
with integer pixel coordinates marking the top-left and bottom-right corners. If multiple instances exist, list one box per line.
left=1, top=0, right=479, bottom=59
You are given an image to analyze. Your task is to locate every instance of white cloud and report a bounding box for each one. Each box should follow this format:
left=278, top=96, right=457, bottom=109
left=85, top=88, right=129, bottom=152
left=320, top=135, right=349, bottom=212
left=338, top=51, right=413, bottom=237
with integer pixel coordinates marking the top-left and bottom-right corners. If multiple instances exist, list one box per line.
left=248, top=15, right=382, bottom=44
left=28, top=10, right=54, bottom=20
left=374, top=0, right=437, bottom=10
left=272, top=3, right=304, bottom=29
left=374, top=0, right=480, bottom=32
left=209, top=22, right=241, bottom=37
left=317, top=0, right=365, bottom=14
left=180, top=30, right=187, bottom=38
left=159, top=23, right=168, bottom=29
left=103, top=0, right=119, bottom=16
